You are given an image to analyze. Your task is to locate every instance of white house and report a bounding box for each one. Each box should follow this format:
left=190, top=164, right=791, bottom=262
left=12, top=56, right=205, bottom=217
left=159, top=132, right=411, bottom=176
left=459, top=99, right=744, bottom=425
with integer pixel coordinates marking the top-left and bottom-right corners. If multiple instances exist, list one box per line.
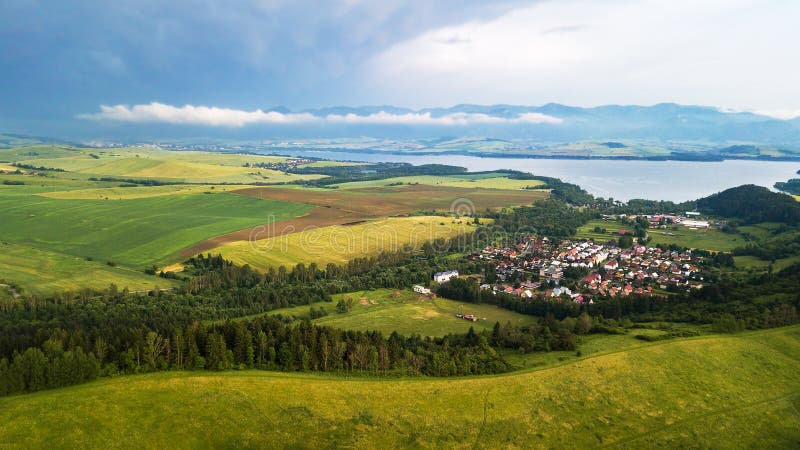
left=433, top=270, right=459, bottom=283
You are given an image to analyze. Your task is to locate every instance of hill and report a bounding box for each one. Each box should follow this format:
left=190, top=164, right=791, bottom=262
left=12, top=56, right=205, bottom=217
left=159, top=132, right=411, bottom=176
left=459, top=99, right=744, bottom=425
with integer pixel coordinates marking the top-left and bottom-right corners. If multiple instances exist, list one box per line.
left=0, top=326, right=798, bottom=447
left=696, top=184, right=800, bottom=224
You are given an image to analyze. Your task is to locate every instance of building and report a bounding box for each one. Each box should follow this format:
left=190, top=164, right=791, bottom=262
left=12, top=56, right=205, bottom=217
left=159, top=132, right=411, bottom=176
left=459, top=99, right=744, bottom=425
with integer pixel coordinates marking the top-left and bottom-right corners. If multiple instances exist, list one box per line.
left=433, top=270, right=459, bottom=283
left=681, top=219, right=710, bottom=228
left=413, top=285, right=431, bottom=295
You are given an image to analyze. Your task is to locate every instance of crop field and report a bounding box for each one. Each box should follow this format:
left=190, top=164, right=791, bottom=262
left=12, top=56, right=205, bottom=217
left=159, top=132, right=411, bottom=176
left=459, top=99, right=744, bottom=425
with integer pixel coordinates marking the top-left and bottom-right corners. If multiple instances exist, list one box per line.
left=0, top=191, right=313, bottom=267
left=214, top=216, right=476, bottom=269
left=0, top=326, right=797, bottom=448
left=39, top=184, right=243, bottom=200
left=184, top=184, right=547, bottom=255
left=266, top=288, right=535, bottom=336
left=0, top=242, right=179, bottom=296
left=576, top=219, right=748, bottom=251
left=7, top=146, right=325, bottom=184
left=333, top=175, right=546, bottom=190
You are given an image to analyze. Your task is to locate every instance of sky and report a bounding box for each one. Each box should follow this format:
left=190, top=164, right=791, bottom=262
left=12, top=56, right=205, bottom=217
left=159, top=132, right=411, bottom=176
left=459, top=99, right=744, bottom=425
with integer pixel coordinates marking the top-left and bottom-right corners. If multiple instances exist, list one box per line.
left=1, top=0, right=799, bottom=136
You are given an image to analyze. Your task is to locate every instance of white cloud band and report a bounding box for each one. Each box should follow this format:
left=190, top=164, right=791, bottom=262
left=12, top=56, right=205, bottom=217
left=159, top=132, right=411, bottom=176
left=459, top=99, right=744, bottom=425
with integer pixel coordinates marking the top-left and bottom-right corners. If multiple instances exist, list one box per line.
left=80, top=102, right=563, bottom=127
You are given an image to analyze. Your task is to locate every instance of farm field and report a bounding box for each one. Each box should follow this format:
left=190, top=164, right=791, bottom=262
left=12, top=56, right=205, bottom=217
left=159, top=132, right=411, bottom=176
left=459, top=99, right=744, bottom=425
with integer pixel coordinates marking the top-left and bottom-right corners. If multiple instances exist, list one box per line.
left=0, top=326, right=797, bottom=448
left=0, top=191, right=313, bottom=267
left=214, top=216, right=477, bottom=269
left=39, top=184, right=243, bottom=200
left=6, top=145, right=325, bottom=184
left=0, top=242, right=179, bottom=296
left=185, top=184, right=546, bottom=255
left=333, top=174, right=546, bottom=190
left=576, top=219, right=749, bottom=251
left=267, top=288, right=535, bottom=337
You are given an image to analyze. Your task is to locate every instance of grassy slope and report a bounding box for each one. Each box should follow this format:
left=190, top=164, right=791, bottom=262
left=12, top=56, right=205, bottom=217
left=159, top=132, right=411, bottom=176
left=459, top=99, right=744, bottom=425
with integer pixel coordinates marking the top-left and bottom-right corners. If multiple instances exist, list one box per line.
left=266, top=288, right=535, bottom=337
left=0, top=191, right=313, bottom=266
left=10, top=146, right=325, bottom=184
left=215, top=216, right=477, bottom=269
left=577, top=218, right=748, bottom=251
left=0, top=326, right=798, bottom=448
left=333, top=175, right=545, bottom=190
left=0, top=242, right=179, bottom=295
left=39, top=184, right=244, bottom=200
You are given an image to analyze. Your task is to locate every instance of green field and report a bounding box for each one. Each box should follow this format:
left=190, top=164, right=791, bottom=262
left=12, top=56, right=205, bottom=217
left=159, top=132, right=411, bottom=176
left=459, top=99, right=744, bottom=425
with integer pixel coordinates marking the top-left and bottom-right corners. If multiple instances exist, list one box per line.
left=0, top=191, right=313, bottom=267
left=4, top=145, right=326, bottom=184
left=1, top=326, right=797, bottom=448
left=577, top=219, right=748, bottom=251
left=215, top=216, right=476, bottom=270
left=0, top=242, right=179, bottom=295
left=267, top=288, right=535, bottom=336
left=333, top=174, right=545, bottom=190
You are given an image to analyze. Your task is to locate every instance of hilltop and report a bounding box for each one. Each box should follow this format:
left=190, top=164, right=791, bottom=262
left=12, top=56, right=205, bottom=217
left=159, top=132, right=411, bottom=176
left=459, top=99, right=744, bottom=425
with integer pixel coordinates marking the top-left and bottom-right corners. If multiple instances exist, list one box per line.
left=0, top=326, right=798, bottom=448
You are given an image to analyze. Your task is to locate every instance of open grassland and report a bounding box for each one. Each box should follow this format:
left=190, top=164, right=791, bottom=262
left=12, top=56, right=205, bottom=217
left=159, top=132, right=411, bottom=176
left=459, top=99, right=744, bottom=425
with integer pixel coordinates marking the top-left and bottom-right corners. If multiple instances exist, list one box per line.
left=299, top=160, right=364, bottom=168
left=0, top=326, right=797, bottom=448
left=577, top=219, right=748, bottom=251
left=266, top=288, right=535, bottom=336
left=214, top=216, right=476, bottom=269
left=7, top=145, right=325, bottom=184
left=734, top=255, right=800, bottom=271
left=0, top=191, right=312, bottom=267
left=0, top=243, right=179, bottom=296
left=333, top=175, right=546, bottom=190
left=39, top=184, right=243, bottom=200
left=185, top=184, right=546, bottom=255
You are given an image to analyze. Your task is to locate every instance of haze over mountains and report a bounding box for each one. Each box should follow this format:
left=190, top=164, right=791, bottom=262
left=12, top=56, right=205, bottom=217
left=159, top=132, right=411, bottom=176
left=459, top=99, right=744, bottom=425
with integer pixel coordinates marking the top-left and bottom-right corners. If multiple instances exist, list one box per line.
left=57, top=103, right=800, bottom=145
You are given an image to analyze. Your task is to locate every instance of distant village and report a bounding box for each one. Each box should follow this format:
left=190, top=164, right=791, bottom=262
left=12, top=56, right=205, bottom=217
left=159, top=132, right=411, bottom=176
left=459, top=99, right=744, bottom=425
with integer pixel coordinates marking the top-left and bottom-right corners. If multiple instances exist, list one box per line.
left=425, top=231, right=709, bottom=306
left=243, top=158, right=314, bottom=172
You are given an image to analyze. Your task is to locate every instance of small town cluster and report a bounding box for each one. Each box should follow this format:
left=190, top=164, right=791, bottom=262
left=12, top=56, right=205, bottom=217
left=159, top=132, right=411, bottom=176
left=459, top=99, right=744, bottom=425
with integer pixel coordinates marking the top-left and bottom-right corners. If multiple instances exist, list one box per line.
left=455, top=236, right=708, bottom=303
left=242, top=158, right=314, bottom=171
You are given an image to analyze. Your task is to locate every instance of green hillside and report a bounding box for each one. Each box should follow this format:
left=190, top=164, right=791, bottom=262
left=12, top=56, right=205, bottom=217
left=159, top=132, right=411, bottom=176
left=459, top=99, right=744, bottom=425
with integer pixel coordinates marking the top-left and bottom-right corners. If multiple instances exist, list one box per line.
left=1, top=326, right=798, bottom=448
left=0, top=192, right=312, bottom=267
left=263, top=288, right=536, bottom=337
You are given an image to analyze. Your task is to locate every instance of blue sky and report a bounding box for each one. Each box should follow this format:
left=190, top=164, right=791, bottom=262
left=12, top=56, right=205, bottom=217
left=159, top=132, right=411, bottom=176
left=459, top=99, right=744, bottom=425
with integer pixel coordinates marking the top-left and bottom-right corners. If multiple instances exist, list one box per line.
left=2, top=0, right=799, bottom=137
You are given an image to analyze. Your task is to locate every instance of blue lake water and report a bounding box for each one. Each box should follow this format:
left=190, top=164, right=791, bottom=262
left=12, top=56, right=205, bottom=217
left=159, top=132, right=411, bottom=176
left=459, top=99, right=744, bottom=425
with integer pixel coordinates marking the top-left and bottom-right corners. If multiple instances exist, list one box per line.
left=277, top=150, right=800, bottom=202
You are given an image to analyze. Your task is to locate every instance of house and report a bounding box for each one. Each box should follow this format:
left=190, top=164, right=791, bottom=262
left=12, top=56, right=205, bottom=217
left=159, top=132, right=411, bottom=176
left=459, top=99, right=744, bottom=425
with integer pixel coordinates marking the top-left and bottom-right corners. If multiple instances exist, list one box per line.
left=433, top=270, right=459, bottom=283
left=604, top=260, right=619, bottom=270
left=681, top=219, right=709, bottom=228
left=413, top=285, right=431, bottom=295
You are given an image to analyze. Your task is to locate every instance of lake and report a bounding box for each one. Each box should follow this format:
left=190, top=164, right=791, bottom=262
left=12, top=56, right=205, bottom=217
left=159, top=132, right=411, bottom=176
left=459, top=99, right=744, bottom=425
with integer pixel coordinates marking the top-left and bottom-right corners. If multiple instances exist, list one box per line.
left=277, top=150, right=800, bottom=202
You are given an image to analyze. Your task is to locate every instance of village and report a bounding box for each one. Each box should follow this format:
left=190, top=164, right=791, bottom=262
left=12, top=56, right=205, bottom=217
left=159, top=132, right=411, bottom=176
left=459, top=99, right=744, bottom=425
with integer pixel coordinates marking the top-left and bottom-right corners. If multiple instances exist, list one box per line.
left=459, top=235, right=708, bottom=304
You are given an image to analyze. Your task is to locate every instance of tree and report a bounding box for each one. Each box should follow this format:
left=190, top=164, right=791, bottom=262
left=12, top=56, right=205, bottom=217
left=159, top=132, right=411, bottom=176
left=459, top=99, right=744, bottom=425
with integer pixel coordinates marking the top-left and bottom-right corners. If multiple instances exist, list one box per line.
left=144, top=331, right=168, bottom=370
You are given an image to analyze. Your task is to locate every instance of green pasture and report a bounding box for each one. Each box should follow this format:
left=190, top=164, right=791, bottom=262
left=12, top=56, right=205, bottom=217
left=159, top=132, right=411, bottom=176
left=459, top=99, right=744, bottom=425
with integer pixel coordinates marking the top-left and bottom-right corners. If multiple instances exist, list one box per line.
left=333, top=175, right=545, bottom=190
left=0, top=326, right=797, bottom=448
left=266, top=288, right=535, bottom=337
left=0, top=242, right=178, bottom=296
left=0, top=191, right=312, bottom=267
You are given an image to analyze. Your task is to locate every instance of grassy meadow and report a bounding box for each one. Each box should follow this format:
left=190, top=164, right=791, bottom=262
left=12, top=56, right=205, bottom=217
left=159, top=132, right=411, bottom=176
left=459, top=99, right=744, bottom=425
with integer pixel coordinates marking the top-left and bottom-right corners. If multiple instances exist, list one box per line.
left=0, top=326, right=797, bottom=448
left=0, top=242, right=179, bottom=296
left=265, top=288, right=535, bottom=337
left=333, top=174, right=546, bottom=190
left=0, top=191, right=313, bottom=267
left=577, top=218, right=749, bottom=251
left=214, top=216, right=478, bottom=269
left=8, top=145, right=325, bottom=184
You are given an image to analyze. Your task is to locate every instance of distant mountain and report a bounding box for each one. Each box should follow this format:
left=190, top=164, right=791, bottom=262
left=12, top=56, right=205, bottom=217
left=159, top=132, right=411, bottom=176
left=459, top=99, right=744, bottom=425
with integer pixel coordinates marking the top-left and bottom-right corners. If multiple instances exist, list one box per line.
left=14, top=103, right=800, bottom=145
left=278, top=103, right=800, bottom=144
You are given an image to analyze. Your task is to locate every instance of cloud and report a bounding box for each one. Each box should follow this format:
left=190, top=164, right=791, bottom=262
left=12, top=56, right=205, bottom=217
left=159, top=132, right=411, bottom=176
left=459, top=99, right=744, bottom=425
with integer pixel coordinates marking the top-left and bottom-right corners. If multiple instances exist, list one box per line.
left=80, top=103, right=563, bottom=127
left=540, top=24, right=588, bottom=35
left=324, top=111, right=562, bottom=125
left=717, top=107, right=800, bottom=120
left=752, top=110, right=800, bottom=120
left=364, top=0, right=800, bottom=111
left=79, top=103, right=317, bottom=127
